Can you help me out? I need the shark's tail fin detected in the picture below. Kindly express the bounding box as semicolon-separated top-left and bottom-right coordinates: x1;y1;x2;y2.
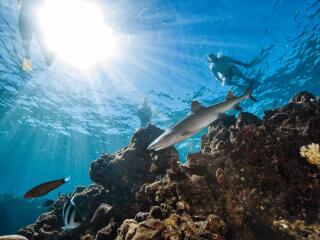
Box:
245;80;258;102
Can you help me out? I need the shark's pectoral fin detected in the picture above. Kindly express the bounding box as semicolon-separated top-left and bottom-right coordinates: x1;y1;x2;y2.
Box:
191;100;205;113
226;91;236;100
181;130;193;137
181;127;203;137
233;103;242;111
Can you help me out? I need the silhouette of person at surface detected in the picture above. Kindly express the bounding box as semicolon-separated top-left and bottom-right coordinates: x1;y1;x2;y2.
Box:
18;0;55;71
137;97;152;128
208;53;254;87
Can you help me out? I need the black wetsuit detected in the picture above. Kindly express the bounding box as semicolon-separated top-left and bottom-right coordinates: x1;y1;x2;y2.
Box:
210;56;253;87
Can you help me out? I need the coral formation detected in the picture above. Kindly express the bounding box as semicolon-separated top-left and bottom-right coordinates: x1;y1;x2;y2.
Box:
17;92;320;239
300;143;320;166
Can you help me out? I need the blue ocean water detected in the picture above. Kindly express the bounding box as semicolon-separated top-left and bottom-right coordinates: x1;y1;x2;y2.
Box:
0;0;319;202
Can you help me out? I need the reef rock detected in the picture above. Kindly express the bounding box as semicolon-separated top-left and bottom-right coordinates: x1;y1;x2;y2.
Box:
89;124;178;207
18;92;320;240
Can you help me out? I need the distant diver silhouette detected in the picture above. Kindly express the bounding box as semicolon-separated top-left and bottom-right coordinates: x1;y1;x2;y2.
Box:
137;97;152;128
18;0;55;71
208;53;254;87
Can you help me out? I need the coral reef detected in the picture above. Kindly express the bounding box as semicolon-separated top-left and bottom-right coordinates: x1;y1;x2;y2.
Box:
300;143;320;166
17;92;320;240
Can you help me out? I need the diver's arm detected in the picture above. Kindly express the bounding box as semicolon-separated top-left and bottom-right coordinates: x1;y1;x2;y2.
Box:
213;71;223;83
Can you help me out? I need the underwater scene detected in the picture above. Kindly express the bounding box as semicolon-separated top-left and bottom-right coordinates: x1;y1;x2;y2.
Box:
0;0;319;239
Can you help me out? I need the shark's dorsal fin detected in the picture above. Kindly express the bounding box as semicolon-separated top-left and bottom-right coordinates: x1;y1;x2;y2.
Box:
226;91;236;100
191;100;205;113
233;103;242;111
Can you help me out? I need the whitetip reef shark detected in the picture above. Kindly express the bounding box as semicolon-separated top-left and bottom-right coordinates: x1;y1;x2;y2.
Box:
147;81;257;151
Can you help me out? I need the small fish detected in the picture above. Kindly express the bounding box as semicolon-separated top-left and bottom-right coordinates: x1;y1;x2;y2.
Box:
0;235;28;240
24;177;70;199
62;195;83;229
148;81;257;151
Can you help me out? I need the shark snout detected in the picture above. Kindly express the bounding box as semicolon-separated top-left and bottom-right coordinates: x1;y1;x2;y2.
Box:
147;137;168;151
147;131;178;151
147;140;158;150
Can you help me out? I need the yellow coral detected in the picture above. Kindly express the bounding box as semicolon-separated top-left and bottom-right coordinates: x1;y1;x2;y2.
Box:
300;143;320;166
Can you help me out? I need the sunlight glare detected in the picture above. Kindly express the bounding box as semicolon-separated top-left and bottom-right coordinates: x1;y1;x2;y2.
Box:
38;0;118;69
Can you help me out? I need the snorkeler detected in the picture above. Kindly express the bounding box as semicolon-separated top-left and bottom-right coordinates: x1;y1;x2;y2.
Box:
208;53;253;87
137;97;152;128
18;0;55;71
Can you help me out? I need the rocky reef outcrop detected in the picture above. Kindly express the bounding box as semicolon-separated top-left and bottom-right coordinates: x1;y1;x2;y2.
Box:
18;92;320;240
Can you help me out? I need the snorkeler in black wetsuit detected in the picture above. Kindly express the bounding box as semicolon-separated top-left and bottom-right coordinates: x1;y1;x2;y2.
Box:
137;97;152;128
208;53;253;87
18;0;55;71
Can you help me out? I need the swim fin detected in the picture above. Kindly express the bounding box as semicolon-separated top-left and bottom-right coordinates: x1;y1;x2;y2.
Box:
22;58;32;72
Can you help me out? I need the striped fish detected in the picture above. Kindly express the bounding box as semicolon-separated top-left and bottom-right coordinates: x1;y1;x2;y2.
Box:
62;195;83;229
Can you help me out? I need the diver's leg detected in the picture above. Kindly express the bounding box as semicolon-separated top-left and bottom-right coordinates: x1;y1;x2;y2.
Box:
18;14;33;59
231;66;253;84
18;13;34;71
34;31;55;66
34;27;55;66
243;76;255;83
226;77;247;89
